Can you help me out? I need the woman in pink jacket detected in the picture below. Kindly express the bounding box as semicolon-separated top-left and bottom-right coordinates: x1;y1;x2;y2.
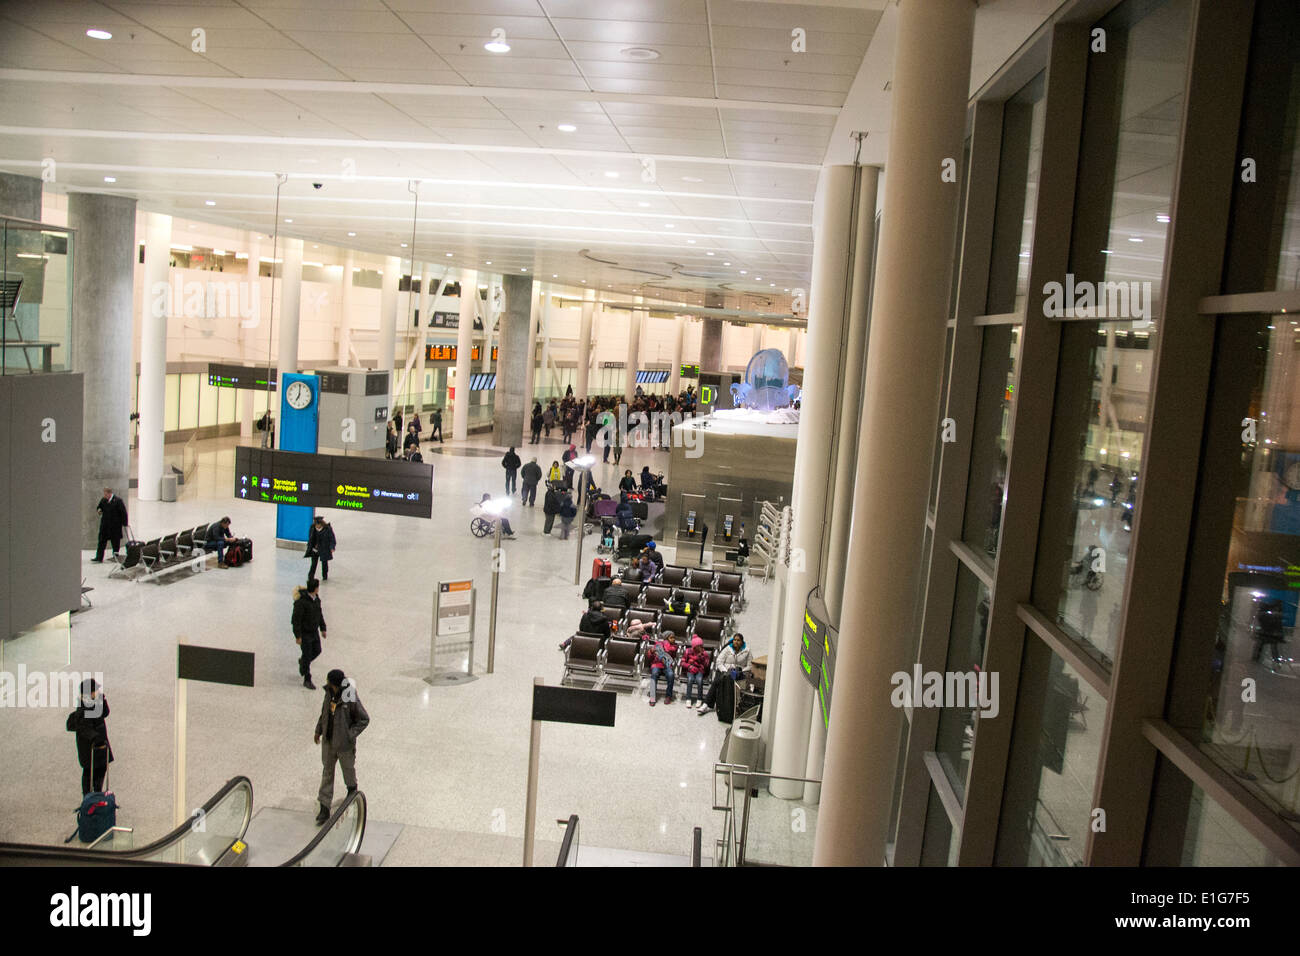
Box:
646;631;679;706
680;636;711;709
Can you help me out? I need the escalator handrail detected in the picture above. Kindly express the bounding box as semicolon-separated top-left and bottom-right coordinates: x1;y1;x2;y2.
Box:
0;775;254;865
279;789;367;867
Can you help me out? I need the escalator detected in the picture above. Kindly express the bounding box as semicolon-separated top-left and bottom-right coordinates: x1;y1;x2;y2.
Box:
0;776;367;867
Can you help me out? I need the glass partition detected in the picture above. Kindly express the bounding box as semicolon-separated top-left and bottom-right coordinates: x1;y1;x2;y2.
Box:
1;218;74;374
285;791;366;867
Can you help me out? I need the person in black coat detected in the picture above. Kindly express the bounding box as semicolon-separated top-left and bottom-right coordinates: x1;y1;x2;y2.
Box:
402;423;420;455
502;447;521;494
305;515;337;581
66;678;112;794
543;484;562;535
292;578;328;689
530;405;543;444
92;488;128;562
520;457;543;507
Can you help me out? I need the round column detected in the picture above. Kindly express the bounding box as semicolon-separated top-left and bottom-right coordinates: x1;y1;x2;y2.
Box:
624;296;643;400
576;287;595;401
669;314;685;395
378;254;399;372
275;236;303;441
136;211;172;501
453;269;476;439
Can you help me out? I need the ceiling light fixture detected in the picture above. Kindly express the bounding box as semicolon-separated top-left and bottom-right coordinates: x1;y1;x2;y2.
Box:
622;47;661;60
706;252;714;256
86;29;112;40
484;36;510;53
103;176;116;183
486;260;492;265
604;171;619;179
284;218;293;223
521;267;527;272
739;270;747;274
686;239;695;244
1128;236;1144;243
1157;214;1171;224
445;252;453;257
205;200;216;206
682;176;703;183
664;223;674;229
347;231;355;237
637;201;651;208
400;243;408;248
724;261;731;266
558;124;577;132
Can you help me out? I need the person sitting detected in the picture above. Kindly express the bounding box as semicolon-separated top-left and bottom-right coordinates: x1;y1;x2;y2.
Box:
641;541;665;571
619;469;637;494
402;423;420;455
639;466;656;493
477;494;515;538
559;600;613;650
698;633;752;716
204;516;239;568
602;577;631;610
615;496;638;532
665;591;693;617
634;554;656;583
646;631;679;706
681;637;711;709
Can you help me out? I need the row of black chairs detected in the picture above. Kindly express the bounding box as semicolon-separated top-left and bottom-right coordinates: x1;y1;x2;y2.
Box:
561;631;717;692
112;521;223;580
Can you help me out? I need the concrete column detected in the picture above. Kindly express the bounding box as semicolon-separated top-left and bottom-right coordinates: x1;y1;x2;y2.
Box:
240;233;260;438
378;255;399;371
700;317;723;371
337;249;354;366
136;212;172;501
767;164;861;799
494;273;533;448
69;192;137;547
0;171;42;220
750;323;764;359
521;283;541;409
275;237;303;438
669;315;685;395
814;0;976;867
453;270;476;439
808;164;881;801
576;288;595;401
414;262;431;411
786;329;800;367
624;297;643;401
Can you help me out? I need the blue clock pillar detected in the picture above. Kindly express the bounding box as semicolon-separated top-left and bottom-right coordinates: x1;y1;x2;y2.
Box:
277;372;319;544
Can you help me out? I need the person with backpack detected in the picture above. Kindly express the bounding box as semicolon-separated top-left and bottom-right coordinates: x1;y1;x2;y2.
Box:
543;483;562;535
305;515;336;581
292;578;327;689
205;516;238;568
520;457;542;507
66;677;112;795
502;447;521;494
313;669;369;825
646;631;679;706
559;488;578;540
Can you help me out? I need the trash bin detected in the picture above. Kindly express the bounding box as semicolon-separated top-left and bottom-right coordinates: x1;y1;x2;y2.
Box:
160;474;178;502
725;717;761;791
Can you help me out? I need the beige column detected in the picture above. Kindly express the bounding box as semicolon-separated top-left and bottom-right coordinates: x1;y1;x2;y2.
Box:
813;0;976;866
136;212;172;501
240;234;260;438
624;296;643;400
378;254;399;371
576;288;595;401
336;249;354;366
452;270;476;439
275;237;303;436
669;315;686;395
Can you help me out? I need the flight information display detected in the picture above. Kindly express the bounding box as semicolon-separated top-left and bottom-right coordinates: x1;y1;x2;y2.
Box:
469;373;496;390
636;370;670;383
798;591;838;728
208;363;276;390
234;447;433;519
680;363;700;378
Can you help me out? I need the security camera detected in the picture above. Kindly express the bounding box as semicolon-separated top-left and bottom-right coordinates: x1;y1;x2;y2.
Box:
312;182;323;190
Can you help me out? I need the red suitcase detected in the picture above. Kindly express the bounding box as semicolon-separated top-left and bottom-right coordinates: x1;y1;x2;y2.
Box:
591;558;612;580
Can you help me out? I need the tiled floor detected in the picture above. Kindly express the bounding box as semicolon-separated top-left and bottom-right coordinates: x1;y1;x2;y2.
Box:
0;430;770;866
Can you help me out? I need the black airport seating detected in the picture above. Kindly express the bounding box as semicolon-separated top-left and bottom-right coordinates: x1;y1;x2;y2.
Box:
704;590;736;620
600;606;623;628
659;565;690;588
601;638;643;688
159;533;179;561
640;584;674;609
658;613;692;640
691;615;727;651
111;519;234;581
562;634;604;686
177;528;195;555
713;571;743;595
673;587;704;610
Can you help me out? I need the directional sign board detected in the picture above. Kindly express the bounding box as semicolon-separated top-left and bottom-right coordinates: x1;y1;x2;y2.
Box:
531;684;617;727
178;644;255;687
234;446;434;518
437;580;473;636
208;363;277;390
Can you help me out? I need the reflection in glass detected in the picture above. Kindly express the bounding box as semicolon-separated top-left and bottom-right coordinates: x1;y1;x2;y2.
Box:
1;220;74;374
985;72;1046;317
1147;757;1289;865
920;785;959;866
963;325;1019;558
934;564;991;802
930;328;954;511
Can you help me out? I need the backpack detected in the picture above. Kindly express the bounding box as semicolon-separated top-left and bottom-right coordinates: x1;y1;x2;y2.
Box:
67;791;118;844
226;544;243;567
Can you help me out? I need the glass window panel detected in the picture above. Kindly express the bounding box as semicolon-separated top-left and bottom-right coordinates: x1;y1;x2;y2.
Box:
929;328;955;510
920;785;959;867
1222;0;1300;293
962;325;1020;559
1047;320;1151;666
947;136;972;320
198;378;219;427
933;563;991;803
986;72;1047;316
996;643;1104;866
164;374;180;432
1146;757;1290;866
217;382;235;424
178;373;200;430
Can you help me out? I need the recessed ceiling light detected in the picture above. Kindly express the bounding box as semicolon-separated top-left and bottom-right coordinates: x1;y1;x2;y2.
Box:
552;274;558;278
1128;236;1144;243
401;243;408;248
770;283;775;287
1101;249;1113;255
622;47;661;60
347;231;355;237
724;261;731;266
1157;214;1171;223
486;260;492;265
205;200;216;206
86;29;112;40
103;176;116;183
664;223;674;229
686;239;695;244
285;218;293;223
682;176;704;183
604;171;619;179
521;267;527;272
484;38;510;53
558;124;577;132
739;270;747;274
706;252;714;256
756;276;762;280
637;201;651;208
445;252;453;257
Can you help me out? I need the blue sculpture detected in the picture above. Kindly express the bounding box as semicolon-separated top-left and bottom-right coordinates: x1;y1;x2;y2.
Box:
730;348;801;411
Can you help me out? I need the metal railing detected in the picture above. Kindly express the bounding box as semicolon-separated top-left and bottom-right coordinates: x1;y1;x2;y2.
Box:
281;790;367;867
712;763;822;867
555;815;580;867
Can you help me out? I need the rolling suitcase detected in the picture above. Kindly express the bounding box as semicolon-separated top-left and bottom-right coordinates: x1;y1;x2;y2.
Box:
591;558;612;580
715;677;736;725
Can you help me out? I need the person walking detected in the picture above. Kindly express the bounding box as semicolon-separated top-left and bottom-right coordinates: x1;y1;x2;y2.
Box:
292;578;327;689
541;403;555;438
412;412;422;442
561;444;578;488
66;677;112;795
430;407;444;443
520;457;542;507
305;515;336;581
392;410;403;436
92;488;128;563
559;488;578;540
502;447;521;494
312;669;369;825
530;405;544;444
543;483;562;535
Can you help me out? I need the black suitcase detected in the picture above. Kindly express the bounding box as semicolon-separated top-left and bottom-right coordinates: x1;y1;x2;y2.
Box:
715;677;735;725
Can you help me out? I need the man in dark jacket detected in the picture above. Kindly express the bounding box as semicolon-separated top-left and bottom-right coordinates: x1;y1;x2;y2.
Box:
66;677;112;794
543;484;562;535
530;405;543;444
305;515;337;581
205;517;239;568
93;488;128;563
292;578;327;689
602;577;631;610
313;669;369;825
520;457;543;506
430;407;444;443
579;601;612;641
502;447;521;494
402;423;420;455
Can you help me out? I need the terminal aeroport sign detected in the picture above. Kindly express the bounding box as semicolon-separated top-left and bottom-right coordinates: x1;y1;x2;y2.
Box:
208;363;276;390
799;591;838;728
234;446;434;518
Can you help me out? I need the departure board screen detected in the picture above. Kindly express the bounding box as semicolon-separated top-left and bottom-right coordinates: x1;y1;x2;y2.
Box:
799;591;838;727
208;363;276;390
234;447;433;518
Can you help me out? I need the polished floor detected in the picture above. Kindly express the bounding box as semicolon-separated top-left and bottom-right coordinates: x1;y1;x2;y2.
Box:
0;428;772;865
